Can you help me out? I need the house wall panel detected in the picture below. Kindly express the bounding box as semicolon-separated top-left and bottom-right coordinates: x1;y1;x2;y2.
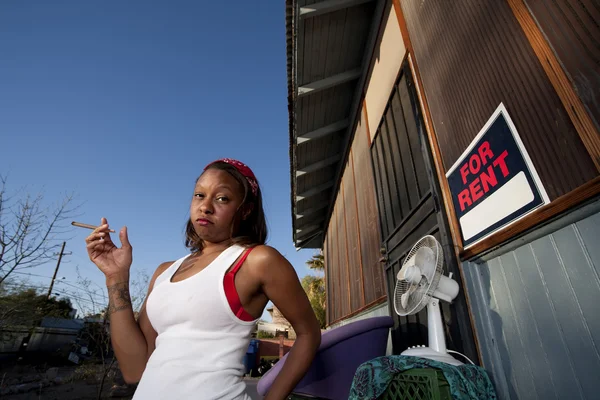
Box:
463;200;600;399
400;0;597;200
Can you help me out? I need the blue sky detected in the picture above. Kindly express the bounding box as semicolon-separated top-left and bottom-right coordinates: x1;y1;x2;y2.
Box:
0;1;318;320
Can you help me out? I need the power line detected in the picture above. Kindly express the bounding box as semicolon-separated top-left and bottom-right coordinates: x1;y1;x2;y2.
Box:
2;281;48;291
2;278;107;301
55;279;102;292
52;288;107;307
11;271;109;302
2;282;107;307
11;271;56;279
54;286;107;303
7;271;107;299
11;271;80;286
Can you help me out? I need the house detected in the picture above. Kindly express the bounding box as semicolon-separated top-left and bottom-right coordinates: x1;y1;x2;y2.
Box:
253;306;296;362
285;1;599;399
255;306;296;339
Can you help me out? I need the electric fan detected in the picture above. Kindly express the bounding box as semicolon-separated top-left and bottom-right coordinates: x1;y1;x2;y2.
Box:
393;235;463;366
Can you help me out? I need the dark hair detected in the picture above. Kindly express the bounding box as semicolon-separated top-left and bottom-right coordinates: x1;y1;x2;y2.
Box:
184;162;268;253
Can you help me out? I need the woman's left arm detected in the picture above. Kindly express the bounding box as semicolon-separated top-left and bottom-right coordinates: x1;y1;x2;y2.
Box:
250;246;322;400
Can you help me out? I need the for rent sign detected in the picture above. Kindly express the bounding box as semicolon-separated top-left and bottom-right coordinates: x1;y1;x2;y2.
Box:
446;103;549;249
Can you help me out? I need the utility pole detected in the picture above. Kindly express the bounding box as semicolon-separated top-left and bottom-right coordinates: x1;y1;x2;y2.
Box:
18;242;71;359
47;241;70;299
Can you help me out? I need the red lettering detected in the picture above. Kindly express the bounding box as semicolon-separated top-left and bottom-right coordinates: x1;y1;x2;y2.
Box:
480;165;497;193
493;150;509;177
456;145;507;213
469;177;484;203
458;189;472;212
469;154;481;175
478;141;494;165
460;163;470;185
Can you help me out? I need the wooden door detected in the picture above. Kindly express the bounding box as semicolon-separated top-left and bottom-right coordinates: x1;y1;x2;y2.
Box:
370;62;477;360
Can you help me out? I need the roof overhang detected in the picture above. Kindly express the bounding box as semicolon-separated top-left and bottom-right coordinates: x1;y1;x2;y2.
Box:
286;0;385;248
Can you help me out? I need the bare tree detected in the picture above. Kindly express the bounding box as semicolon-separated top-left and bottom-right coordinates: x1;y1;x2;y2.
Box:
69;267;149;317
66;272;114;400
130;269;150;316
0;176;78;284
65;267;150;399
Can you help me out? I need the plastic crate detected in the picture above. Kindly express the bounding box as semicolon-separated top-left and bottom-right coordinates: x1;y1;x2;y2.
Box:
379;368;452;400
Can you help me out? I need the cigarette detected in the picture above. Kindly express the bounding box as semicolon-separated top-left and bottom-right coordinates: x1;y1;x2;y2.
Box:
71;221;116;233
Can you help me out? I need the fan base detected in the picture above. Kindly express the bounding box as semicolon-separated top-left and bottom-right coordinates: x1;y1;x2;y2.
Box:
400;346;464;366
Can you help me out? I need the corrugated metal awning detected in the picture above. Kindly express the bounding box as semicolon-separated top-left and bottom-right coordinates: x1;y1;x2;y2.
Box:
286;0;385;248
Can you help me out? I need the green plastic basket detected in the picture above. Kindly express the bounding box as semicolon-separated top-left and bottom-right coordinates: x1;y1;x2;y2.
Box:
379;368;452;400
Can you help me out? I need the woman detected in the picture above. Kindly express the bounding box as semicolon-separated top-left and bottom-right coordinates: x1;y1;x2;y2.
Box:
86;158;321;399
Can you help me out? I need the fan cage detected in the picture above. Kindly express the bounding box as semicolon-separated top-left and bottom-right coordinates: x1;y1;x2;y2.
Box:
393;236;444;316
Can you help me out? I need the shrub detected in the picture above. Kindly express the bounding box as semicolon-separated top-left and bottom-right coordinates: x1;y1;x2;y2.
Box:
257;331;275;339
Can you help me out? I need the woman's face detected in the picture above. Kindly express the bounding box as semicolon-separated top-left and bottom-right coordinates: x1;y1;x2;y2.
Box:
190;168;245;244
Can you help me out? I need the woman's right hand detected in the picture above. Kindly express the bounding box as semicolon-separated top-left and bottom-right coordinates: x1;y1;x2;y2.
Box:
86;217;133;280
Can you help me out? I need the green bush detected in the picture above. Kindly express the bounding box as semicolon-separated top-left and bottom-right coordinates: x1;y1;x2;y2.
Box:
257;331;275;339
301;275;326;329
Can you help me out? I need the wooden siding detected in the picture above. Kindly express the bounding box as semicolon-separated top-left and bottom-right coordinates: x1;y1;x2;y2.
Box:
325;209;339;322
343;157;363;310
323;107;386;325
335;200;351;317
330;205;340;322
323;234;330;324
353;109;386;305
399;0;597;201
522;0;600;133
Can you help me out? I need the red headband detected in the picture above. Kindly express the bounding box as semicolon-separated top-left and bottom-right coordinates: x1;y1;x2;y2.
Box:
204;158;259;196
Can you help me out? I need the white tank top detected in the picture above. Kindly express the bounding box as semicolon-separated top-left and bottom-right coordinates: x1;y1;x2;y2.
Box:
133;244;258;400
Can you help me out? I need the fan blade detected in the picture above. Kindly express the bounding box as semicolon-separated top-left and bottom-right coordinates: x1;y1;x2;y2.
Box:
401;291;411;309
400;282;420;309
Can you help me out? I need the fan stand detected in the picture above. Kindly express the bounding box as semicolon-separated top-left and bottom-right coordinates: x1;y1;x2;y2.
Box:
400;299;464;366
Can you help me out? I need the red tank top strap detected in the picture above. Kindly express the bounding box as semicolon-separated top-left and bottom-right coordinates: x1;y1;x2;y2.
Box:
223;246;256;322
230;246;254;274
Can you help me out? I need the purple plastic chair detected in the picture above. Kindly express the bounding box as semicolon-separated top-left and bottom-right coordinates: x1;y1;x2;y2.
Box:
257;316;393;400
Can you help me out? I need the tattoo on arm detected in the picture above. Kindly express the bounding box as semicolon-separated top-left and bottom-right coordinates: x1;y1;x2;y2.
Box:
107;282;132;316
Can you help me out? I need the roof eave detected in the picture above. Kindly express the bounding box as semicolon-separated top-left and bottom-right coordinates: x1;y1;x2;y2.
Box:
287;0;386;249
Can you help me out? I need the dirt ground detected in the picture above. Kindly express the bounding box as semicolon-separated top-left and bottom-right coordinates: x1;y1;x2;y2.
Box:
0;364;263;399
0;363;134;400
1;380;129;400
